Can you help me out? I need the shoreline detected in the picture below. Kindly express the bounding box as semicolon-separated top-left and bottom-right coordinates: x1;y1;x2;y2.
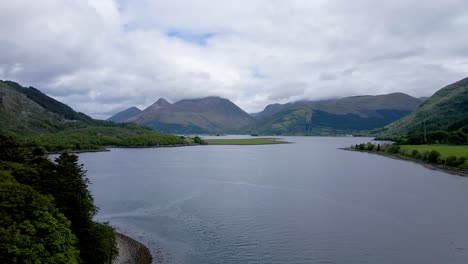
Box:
113;232;153;264
47;143;197;154
343;148;468;177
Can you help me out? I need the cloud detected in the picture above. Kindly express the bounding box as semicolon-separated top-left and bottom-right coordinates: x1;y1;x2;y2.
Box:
1;0;468;118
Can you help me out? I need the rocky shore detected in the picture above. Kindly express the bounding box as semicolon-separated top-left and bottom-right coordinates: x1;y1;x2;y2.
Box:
113;232;153;264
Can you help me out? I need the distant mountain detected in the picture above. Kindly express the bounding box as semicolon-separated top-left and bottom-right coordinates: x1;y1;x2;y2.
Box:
382;77;468;135
107;106;142;123
109;97;255;134
247;93;423;135
253;100;322;120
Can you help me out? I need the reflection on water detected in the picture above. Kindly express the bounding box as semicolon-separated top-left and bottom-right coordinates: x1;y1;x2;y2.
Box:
79;136;468;264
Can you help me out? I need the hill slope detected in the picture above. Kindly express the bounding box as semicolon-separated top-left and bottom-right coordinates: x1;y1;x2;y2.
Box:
107;107;142;123
0;80;186;150
382;77;468;135
109;97;256;134
0;81;66;135
248;93;423;135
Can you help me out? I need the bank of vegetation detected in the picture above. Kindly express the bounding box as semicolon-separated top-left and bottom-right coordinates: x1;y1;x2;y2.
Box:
23;125;190;152
350;142;468;175
204;138;287;145
0;135;118;263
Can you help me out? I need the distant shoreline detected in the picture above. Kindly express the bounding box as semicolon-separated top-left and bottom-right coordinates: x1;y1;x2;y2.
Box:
113;232;153;264
204;138;289;145
47;143;198;154
343;148;468;177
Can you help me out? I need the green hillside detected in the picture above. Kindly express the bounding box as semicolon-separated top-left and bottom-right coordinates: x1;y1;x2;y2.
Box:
0;80;186;151
381;77;468;135
0;81;66;135
248;93;422;135
4;81;95;124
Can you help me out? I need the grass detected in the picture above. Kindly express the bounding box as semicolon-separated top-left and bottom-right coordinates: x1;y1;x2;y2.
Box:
400;145;468;159
400;145;468;168
205;138;288;145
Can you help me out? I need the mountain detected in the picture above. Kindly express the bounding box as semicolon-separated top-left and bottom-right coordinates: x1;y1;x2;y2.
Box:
109;96;256;134
107;106;142;123
0;81;65;135
3;81;95;124
382;77;468;135
0;80;186;151
247;93;423;135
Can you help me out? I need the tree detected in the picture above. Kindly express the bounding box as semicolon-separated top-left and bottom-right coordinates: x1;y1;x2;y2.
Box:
0;182;79;263
0;135;25;162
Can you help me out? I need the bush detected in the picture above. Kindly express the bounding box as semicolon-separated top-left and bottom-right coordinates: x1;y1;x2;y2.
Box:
411;150;420;158
445;156;467;167
427;150;441;163
385;144;400;154
193;136;207;145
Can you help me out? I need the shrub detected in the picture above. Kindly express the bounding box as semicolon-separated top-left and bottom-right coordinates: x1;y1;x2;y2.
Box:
411;150;420;158
427;150;441;163
446;156;467;167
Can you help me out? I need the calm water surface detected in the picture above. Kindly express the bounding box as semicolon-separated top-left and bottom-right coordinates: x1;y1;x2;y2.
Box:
79;137;468;264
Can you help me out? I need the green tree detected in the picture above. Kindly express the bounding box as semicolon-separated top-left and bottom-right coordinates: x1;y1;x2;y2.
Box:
0;182;79;263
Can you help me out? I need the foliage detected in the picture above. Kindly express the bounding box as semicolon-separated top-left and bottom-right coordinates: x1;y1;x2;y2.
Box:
382;130;468;145
351;142;468;168
0;182;79;263
25;125;187;152
0;135;118;263
193;136;207;145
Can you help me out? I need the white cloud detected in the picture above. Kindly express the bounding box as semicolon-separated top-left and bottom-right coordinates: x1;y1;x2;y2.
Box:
1;0;468;118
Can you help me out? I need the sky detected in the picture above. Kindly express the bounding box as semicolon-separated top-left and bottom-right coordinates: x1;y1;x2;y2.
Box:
1;0;468;119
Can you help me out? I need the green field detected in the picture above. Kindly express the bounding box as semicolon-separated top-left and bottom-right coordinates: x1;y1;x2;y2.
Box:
400;145;468;168
205;138;288;145
400;145;468;159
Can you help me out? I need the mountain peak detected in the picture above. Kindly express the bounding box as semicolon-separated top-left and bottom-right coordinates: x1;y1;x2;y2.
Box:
156;98;170;105
107;106;142;122
146;98;171;111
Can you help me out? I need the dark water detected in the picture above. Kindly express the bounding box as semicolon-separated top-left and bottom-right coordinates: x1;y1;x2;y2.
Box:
79;137;468;264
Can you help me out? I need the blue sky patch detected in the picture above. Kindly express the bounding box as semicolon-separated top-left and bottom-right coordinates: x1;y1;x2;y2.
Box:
166;31;216;46
251;67;268;79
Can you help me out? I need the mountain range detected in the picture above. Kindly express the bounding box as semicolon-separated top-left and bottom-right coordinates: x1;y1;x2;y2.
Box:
248;93;423;135
2;76;467;138
109;92;424;135
381;77;468;135
109;97;255;134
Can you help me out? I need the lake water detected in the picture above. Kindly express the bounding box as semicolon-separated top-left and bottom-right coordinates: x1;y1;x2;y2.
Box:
79;136;468;264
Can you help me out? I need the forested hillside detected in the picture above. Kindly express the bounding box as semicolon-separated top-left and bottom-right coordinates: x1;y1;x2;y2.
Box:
379;77;468;145
0;80;188;151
